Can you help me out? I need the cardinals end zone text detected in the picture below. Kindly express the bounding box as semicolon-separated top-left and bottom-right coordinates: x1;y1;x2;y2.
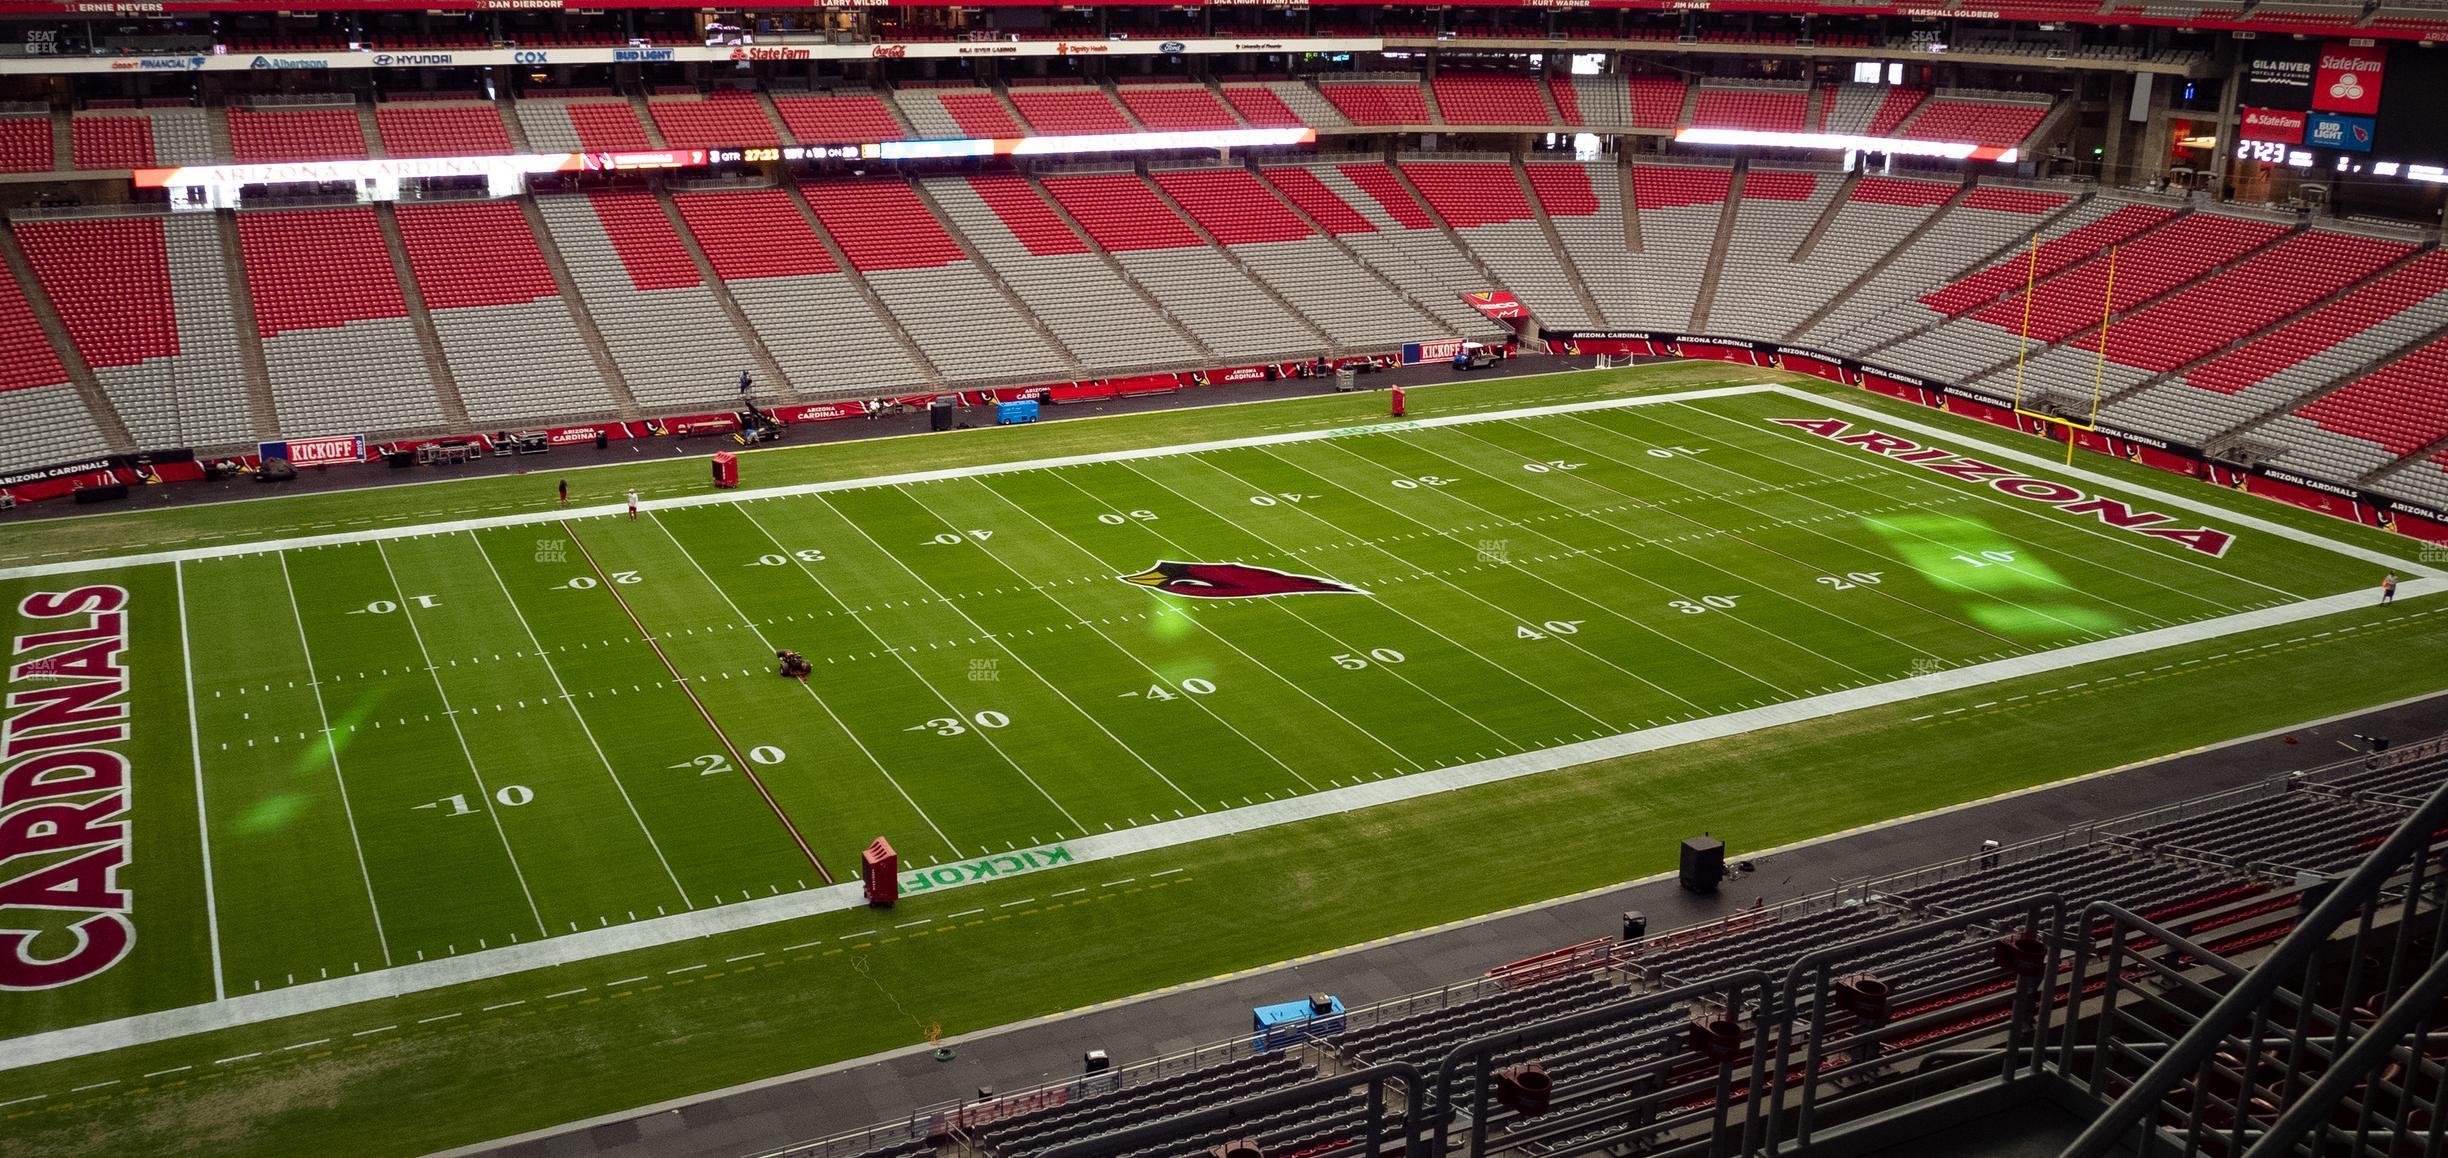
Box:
1;585;136;991
1772;418;2236;558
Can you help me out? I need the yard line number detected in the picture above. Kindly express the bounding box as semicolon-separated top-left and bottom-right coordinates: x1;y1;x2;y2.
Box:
909;712;1011;736
1096;510;1159;526
1815;571;1886;591
1667;596;1741;615
1331;648;1406;670
1951;550;2020;568
749;549;828;566
670;747;786;776
1120;678;1216;702
1516;620;1585;639
351;595;440;614
419;785;534;815
559;571;640;590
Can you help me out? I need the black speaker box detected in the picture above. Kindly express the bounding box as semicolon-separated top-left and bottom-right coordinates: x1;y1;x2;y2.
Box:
72;483;128;505
1680;836;1725;894
386;450;415;469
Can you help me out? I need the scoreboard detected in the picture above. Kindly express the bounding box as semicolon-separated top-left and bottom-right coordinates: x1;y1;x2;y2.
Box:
2234;39;2447;187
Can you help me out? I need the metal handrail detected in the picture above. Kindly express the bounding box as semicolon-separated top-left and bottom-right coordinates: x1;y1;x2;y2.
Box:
2064;773;2448;1158
1034;1062;1423;1158
1420;972;1774;1158
1769;895;2065;1152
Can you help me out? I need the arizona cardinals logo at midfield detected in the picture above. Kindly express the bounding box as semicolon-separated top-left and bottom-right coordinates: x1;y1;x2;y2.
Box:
1119;562;1362;599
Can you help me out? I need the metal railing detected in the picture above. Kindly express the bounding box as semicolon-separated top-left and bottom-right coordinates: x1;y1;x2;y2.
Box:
1036;1063;1422;1158
2064;770;2448;1158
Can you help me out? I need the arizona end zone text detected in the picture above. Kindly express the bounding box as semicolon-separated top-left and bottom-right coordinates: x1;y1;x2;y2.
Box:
1771;418;2238;558
0;586;135;991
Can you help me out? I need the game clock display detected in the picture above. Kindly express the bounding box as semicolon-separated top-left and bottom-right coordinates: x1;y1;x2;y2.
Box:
705;145;870;164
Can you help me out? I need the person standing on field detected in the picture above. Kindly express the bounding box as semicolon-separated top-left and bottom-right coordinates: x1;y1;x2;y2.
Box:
557;478;569;506
2383;573;2397;604
627;488;640;521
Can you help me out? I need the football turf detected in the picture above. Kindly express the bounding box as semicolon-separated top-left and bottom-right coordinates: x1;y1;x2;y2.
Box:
0;367;2439;1157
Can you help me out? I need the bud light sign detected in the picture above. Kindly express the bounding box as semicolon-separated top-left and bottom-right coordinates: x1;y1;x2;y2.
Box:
2305;112;2375;153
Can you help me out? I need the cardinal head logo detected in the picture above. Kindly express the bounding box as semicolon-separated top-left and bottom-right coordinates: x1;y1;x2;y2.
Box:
1119;561;1361;599
2329;73;2365;101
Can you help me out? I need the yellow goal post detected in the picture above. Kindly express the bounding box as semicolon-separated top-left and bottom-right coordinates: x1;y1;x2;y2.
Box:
2003;231;2120;465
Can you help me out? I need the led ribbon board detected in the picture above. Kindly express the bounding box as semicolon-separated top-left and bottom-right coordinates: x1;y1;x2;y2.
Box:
1674;127;2021;163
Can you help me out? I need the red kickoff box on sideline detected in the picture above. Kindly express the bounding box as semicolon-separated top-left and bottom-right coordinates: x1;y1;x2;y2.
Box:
863;838;899;908
711;451;739;489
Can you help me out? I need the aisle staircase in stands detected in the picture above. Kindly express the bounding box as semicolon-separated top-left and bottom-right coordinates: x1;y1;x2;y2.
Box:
779;180;948;388
518;196;642;420
1139;167;1338;355
0;222;134;454
1022;171;1220;364
212;211;279;439
906;177;1086;377
652;184;793;395
374;202;471;430
1511;158;1606;327
1688;161;1747;332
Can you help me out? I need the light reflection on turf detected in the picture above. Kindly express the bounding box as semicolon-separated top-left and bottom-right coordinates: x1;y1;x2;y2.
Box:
1862;514;2120;637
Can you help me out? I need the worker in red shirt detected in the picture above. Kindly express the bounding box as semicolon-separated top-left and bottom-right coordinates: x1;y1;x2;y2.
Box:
1390;385;1406;419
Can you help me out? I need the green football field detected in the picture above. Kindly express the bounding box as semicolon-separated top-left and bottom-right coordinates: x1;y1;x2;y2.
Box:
0;370;2438;1157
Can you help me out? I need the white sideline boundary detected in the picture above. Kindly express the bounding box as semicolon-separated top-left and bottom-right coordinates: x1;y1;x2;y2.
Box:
0;367;1621;554
0;383;1767;583
1;381;2436;1072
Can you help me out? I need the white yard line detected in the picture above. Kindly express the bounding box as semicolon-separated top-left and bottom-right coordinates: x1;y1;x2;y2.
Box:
671;507;965;858
1424;422;1932;672
977;472;1427;773
1135;454;1624;732
464;530;692;910
1100;461;1528;751
373;540;549;939
276;552;392;967
1319;434;1818;696
1547;411;2138;637
1675;396;2327;607
901;478;1336;788
1250;442;1711;711
174;561;226;1002
0;368;1614;568
815;493;1186;820
1669;404;2213;622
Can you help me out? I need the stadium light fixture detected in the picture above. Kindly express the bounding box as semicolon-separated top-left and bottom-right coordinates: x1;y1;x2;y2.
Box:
873;127;1318;161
